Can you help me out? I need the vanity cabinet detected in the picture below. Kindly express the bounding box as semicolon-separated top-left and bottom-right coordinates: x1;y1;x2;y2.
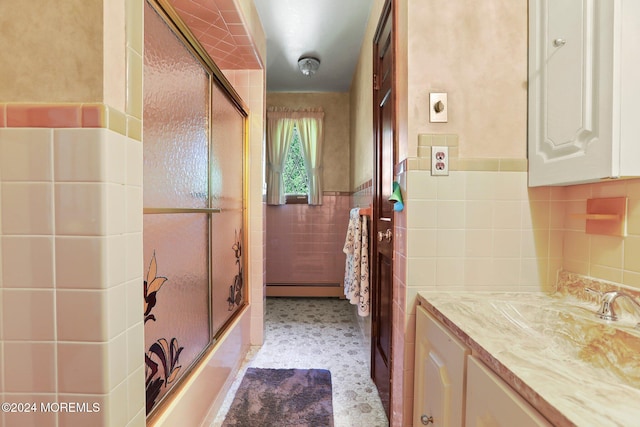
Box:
413;306;469;427
465;356;552;427
414;305;552;427
528;0;640;186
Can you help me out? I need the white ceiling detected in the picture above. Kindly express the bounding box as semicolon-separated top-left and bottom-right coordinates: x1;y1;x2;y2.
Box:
253;0;374;93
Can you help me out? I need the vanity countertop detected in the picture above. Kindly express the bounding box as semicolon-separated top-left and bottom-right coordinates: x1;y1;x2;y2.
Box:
417;288;640;427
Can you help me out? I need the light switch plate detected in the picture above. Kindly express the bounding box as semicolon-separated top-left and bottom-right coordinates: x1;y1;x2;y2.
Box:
430;92;448;123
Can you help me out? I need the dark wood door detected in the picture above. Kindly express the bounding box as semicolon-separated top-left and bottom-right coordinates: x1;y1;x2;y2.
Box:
371;0;394;419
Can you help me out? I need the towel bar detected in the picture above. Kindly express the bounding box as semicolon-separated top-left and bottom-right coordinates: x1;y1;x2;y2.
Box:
359;206;372;217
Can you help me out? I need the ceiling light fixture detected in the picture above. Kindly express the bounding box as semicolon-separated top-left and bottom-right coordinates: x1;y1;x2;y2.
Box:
298;56;320;77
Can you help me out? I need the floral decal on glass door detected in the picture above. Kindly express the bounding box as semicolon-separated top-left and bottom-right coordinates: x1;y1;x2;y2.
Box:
227;229;244;311
144;252;184;413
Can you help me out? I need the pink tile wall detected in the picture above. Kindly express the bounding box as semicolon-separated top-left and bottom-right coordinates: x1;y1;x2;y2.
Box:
392;170;409;427
353;176;409;427
266;194;351;286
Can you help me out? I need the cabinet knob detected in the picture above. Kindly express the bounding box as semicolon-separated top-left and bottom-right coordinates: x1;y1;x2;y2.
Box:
553;38;566;47
421;414;434;425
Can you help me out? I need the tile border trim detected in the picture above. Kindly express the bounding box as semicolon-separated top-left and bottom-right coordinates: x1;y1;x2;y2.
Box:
0;103;141;141
415;133;528;172
353;179;372;193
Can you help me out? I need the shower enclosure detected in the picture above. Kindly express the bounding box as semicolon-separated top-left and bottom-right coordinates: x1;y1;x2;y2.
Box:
143;0;247;416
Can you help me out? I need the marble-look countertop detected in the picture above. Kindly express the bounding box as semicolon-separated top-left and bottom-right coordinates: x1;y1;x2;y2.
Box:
417;290;640;427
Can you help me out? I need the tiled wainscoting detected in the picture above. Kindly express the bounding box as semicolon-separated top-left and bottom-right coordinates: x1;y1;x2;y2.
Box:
266;193;350;296
0;122;146;427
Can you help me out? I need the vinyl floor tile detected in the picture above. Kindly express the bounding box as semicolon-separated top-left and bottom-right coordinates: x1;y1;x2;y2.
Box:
212;297;388;427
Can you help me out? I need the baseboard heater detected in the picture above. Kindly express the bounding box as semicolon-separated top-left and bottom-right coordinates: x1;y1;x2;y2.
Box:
266;283;345;298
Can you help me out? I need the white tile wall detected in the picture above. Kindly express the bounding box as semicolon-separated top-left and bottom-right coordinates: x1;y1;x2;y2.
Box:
0;127;144;426
406;170;556;293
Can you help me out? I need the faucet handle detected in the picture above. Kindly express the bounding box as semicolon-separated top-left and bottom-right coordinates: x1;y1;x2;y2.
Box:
584;288;640;323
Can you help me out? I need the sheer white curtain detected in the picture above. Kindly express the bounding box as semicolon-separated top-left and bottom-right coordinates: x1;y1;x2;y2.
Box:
266;108;325;205
266;110;296;205
296;111;325;205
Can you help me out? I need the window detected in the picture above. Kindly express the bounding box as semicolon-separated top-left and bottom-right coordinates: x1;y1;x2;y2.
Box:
282;127;309;202
266;108;324;205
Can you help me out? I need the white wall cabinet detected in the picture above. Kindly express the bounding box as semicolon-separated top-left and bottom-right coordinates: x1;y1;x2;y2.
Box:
465;356;552;427
413;306;469;427
528;0;640;187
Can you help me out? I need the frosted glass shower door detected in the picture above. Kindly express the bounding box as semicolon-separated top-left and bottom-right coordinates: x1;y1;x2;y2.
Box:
210;83;246;332
142;2;248;420
143;1;212;414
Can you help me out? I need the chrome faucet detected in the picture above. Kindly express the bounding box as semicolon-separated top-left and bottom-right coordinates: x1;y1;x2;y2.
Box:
585;288;640;322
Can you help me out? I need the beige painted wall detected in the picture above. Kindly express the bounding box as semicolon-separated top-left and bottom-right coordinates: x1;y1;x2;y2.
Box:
349;0;386;190
236;0;266;64
267;92;350;192
405;0;528;160
349;0;527;187
0;0;131;108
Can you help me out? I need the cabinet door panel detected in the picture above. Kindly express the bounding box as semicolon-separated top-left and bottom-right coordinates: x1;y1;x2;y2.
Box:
423;351;451;426
414;306;469;427
546;0;591;146
465;356;552;427
528;0;614;186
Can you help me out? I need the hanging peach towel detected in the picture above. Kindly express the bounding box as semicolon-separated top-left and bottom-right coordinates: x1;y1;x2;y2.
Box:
343;208;370;316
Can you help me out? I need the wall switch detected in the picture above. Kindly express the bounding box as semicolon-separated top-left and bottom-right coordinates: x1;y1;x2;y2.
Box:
430;93;448;122
431;146;449;176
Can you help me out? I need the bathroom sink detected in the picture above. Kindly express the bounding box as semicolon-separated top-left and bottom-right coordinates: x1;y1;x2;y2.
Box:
486;297;640;388
489;295;640;334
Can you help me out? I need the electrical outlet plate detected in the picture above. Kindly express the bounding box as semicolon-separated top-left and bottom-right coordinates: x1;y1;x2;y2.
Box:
431;146;449;176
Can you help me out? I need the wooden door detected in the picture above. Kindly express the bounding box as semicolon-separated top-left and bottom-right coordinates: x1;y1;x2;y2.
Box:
372;0;394;419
